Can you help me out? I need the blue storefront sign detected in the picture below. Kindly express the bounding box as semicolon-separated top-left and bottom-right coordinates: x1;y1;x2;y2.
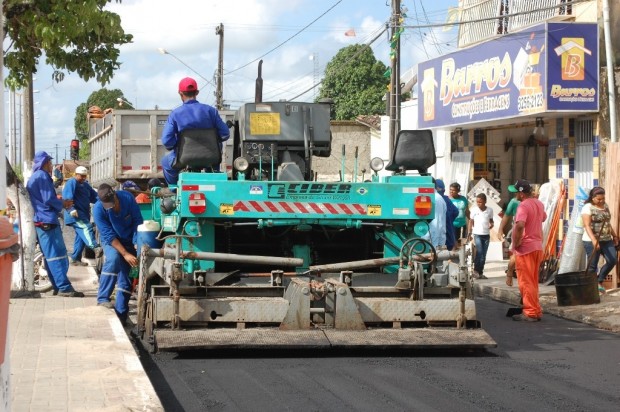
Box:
418;22;599;128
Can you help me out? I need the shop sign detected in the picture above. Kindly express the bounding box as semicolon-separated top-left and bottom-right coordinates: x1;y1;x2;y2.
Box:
418;22;598;128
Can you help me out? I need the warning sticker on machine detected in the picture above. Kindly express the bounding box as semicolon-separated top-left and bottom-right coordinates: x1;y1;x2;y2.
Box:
250;185;263;195
368;205;381;216
220;203;234;215
250;113;281;135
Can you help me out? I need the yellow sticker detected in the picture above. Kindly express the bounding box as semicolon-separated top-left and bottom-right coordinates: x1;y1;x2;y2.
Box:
368;205;381;216
220;204;234;215
249;112;280;135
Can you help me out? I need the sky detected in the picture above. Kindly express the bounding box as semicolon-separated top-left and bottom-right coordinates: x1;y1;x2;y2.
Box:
4;0;459;161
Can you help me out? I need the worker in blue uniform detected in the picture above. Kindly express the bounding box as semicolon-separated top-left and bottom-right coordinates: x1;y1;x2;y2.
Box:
93;183;143;324
161;77;230;185
435;179;459;250
62;165;101;265
26;151;84;297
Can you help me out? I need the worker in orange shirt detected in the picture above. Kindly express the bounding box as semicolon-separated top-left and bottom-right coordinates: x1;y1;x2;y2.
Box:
135;178;166;204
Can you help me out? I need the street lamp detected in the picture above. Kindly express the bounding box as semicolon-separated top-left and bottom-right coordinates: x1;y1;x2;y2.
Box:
116;97;134;108
157;48;215;88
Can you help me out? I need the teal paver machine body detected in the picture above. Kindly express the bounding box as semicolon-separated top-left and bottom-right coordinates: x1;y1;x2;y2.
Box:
138;101;496;351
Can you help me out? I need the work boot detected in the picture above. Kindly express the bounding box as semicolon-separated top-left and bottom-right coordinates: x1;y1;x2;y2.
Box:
69;258;88;267
58;290;85;298
93;246;103;258
97;301;115;309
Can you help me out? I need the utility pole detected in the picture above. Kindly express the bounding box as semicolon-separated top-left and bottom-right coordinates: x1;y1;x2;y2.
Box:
389;0;402;152
55;143;59;163
8;91;16;166
22;75;36;164
215;23;224;110
310;53;319;100
603;0;617;142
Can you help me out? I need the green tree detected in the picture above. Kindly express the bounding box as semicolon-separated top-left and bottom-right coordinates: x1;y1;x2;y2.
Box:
317;45;388;120
3;0;132;89
74;88;132;158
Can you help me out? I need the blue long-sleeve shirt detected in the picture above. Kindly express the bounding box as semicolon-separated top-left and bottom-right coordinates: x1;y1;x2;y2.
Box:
424;192;447;248
62;177;98;224
442;193;459;250
26;152;63;225
93;190;143;247
161;99;230;155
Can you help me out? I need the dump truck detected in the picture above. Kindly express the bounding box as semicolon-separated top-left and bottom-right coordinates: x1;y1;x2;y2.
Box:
87;109;235;188
134;98;496;352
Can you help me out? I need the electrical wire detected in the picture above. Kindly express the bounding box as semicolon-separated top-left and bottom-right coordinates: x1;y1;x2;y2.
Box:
400;0;590;30
419;0;443;55
411;1;430;59
288;23;389;101
225;0;343;75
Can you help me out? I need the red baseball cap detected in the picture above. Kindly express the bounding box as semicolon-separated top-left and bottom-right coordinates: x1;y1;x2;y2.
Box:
178;77;198;92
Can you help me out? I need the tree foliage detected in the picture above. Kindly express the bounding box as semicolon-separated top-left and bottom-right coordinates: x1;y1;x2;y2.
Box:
2;0;132;89
317;45;388;120
74;88;132;157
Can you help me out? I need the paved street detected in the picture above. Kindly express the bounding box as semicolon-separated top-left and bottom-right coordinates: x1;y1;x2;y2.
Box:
136;295;620;412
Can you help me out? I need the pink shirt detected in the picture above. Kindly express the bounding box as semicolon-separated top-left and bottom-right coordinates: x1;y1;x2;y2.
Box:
513;197;547;256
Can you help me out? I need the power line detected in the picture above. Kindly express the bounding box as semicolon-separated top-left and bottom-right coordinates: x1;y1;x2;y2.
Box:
225;0;343;75
419;1;443;55
288;23;389;101
400;0;590;30
411;1;430;59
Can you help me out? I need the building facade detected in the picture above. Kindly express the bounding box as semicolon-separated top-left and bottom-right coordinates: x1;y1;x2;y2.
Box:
417;0;606;246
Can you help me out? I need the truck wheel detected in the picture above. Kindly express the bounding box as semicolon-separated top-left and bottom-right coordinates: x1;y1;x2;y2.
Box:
33;247;53;293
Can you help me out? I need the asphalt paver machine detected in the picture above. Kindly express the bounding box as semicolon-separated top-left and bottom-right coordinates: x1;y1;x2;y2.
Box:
137;100;496;351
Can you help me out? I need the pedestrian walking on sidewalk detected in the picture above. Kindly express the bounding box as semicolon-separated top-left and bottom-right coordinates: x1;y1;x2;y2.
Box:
63;166;102;266
510;179;546;321
467;193;493;279
93;184;143;324
26;151;84;297
581;186;619;294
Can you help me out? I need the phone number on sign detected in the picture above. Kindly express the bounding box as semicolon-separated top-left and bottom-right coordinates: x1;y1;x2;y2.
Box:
517;92;544;111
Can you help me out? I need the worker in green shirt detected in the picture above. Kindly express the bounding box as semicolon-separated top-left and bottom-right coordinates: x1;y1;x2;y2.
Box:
449;182;470;245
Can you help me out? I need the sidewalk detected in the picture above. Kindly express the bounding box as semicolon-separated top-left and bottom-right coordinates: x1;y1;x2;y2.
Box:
474;260;620;333
9;261;163;411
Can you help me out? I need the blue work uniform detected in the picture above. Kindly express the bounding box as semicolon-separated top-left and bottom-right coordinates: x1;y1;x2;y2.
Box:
424;192;448;248
92;190;144;322
26;152;76;293
161;99;230;185
63;177;99;261
442;193;459;250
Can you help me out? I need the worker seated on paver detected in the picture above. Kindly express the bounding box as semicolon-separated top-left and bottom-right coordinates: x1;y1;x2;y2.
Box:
161;77;230;185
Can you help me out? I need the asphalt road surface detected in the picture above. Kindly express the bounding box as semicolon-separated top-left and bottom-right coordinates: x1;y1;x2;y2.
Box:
131;297;620;412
